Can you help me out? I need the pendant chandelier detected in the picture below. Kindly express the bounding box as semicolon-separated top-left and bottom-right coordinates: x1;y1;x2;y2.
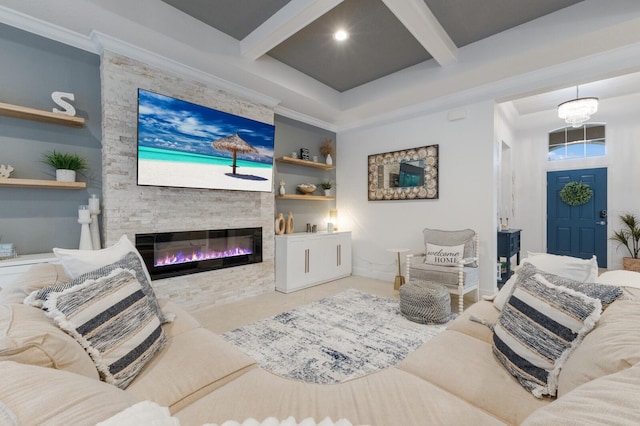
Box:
558;86;598;128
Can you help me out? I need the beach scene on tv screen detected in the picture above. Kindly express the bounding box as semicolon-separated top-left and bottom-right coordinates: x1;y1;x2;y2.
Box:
137;89;274;192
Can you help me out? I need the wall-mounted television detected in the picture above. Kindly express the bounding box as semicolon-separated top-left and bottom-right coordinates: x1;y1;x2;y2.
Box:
137;89;275;192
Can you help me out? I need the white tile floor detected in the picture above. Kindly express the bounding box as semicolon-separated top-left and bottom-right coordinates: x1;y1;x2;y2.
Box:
191;275;475;334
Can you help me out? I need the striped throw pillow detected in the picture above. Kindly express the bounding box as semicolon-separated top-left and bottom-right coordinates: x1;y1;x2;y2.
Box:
25;251;168;324
43;268;167;389
493;273;601;398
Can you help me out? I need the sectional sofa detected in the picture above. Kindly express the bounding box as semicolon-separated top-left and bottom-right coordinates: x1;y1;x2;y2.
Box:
1;253;640;425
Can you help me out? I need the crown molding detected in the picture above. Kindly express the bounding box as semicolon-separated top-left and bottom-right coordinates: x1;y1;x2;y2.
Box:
274;105;337;132
90;31;281;110
0;5;95;53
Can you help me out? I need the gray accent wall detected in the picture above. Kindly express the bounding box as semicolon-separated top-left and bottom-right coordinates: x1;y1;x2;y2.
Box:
274;115;337;233
0;23;101;254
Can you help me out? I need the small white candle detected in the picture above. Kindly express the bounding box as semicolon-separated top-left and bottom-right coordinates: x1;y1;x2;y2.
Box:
88;194;100;211
78;205;90;220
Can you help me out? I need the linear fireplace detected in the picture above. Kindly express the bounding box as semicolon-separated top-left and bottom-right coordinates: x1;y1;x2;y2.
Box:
136;227;262;280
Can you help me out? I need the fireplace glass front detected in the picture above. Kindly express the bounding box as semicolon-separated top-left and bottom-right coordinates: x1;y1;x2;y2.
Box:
136;227;262;280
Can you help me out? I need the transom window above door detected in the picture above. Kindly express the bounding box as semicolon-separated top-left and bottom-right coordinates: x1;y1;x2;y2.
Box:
548;123;605;161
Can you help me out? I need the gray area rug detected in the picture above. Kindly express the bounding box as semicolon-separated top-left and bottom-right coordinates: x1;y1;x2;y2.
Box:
222;289;449;384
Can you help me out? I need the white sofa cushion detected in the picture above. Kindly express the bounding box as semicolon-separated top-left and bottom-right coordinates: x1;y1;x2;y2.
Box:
0;360;139;425
558;299;640;396
0;303;98;379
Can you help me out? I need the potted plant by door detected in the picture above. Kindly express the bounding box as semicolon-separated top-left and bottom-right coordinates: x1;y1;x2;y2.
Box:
42;150;88;182
320;180;334;196
610;213;640;271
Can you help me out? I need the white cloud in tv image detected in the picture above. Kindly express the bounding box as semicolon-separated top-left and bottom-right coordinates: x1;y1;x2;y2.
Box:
137;89;275;192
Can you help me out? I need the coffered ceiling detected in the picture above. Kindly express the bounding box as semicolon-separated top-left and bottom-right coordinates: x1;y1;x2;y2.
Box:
2;0;640;129
161;0;582;92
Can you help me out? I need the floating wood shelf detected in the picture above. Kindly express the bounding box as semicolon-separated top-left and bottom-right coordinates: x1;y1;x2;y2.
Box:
276;156;335;170
277;194;336;201
0;178;86;190
0;102;85;127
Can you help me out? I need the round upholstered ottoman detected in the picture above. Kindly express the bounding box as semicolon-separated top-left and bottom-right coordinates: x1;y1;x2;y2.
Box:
399;280;451;324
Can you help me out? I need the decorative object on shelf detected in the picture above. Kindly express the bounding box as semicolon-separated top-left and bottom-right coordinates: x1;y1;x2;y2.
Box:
88;194;101;250
78;205;93;250
329;209;338;231
0;164;14;179
325;154;333;166
313;155;318;162
51;91;77;116
285;212;294;234
296;183;317;195
320;138;335;166
558;85;598;128
0;236;16;259
611;213;640;271
42;150;88;182
368;144;439;201
279;180;286;195
291;151;298;159
275;213;286;235
327;222;334;233
300;148;310;161
559;181;593;206
320;180;334;196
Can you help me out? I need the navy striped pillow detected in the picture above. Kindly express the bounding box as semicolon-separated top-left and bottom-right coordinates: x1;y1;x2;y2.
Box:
493;273;601;398
43;268;167;389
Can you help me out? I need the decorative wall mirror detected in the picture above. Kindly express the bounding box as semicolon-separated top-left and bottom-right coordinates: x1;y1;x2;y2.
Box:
368;145;438;201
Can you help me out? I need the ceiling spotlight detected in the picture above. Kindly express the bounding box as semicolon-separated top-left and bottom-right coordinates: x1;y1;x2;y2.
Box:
333;29;349;41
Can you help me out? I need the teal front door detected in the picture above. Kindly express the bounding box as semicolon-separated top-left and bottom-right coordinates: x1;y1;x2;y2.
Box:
547;168;607;267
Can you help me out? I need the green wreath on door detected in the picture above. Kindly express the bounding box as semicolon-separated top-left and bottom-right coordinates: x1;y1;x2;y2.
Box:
559;181;593;206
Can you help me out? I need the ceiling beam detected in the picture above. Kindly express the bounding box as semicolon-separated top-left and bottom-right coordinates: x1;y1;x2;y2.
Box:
241;0;343;60
381;0;457;66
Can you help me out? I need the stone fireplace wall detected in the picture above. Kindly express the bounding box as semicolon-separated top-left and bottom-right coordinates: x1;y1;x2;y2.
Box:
100;51;275;311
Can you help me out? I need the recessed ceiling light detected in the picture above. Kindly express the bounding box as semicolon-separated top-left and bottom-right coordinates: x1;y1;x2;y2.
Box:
333;29;349;42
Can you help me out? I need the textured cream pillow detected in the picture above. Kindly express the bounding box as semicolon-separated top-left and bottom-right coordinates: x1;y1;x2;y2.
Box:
53;234;152;284
526;252;598;282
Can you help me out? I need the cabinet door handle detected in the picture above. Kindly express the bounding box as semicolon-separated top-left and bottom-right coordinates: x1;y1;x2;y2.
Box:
337;244;341;267
305;249;309;273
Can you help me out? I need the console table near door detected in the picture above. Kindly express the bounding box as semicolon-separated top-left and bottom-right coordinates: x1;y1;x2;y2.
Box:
497;229;521;288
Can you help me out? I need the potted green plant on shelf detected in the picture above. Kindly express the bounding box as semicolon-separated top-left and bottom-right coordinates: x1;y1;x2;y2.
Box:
42;150;88;182
611;212;640;271
320;180;334;196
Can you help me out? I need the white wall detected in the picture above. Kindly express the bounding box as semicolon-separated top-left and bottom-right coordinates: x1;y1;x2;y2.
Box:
512;92;640;270
337;101;498;296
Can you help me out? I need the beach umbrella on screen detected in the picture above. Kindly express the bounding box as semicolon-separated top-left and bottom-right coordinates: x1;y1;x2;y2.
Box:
212;132;258;174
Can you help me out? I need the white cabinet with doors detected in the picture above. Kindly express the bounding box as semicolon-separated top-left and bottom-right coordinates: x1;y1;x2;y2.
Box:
275;231;352;293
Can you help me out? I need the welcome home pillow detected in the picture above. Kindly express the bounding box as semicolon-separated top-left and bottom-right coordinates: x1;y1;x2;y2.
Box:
425;243;465;266
42;268;167;389
493;273;601;398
